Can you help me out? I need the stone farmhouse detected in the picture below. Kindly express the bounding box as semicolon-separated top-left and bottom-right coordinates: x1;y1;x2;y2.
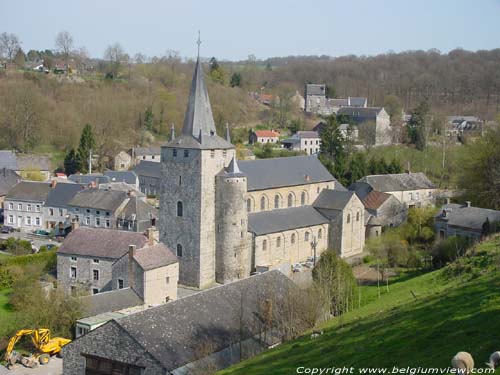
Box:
133;160;161;196
113;150;132;171
282;130;321;155
434;201;500;241
304;83;367;115
0;150;52;180
350;172;436;209
249;129;280;144
130;146;161;165
159;55;367;289
337;107;392;146
63;270;294;375
356;190;408;230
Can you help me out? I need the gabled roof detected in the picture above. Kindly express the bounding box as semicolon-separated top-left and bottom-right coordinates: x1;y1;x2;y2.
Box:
5;181;51;202
68;173;110;185
238;155;341;191
329;98;348;106
45;182;84;208
132;147;161;156
68;188;128;211
337;106;383;119
111;270;295;371
133;243;177;271
348;97;368;107
104;171;138;185
296;131;320;139
358;172;436;192
164;57;233;150
0;168;21;196
254;130;280;138
305;84;326;96
57;227;147;258
435;203;500;231
248;205;329;235
0;151;18;170
81;288;143;318
313;189;355;211
132;160;161;178
120;197;158;221
362;190;392;210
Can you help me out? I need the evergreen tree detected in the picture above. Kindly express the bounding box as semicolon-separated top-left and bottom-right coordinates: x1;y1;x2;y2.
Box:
407;101;430;151
388;158;403;173
76;124;96;174
144;106;154;132
319;115;345;160
63;148;80;175
209;57;224;84
230;72;241;87
347;153;368;184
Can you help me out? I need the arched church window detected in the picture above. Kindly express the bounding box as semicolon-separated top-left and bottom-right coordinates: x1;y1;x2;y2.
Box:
301;192;306;205
176;244;183;257
356;211;360;222
274;195;280;209
262;240;267;251
347;214;351;223
318;228;322;239
291;233;296;244
305;231;310;241
247;199;252;213
287;193;294;207
260;196;266;211
177;201;183;217
276;237;281;247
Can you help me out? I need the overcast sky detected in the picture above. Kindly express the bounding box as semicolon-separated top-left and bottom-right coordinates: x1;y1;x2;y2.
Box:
2;0;500;60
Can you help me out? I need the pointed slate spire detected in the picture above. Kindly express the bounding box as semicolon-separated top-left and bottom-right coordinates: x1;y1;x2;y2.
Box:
170;124;175;141
227;156;241;174
225;123;231;143
181;41;217;141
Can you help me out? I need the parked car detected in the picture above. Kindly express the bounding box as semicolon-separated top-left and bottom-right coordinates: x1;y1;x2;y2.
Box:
34;229;50;236
1;226;15;234
45;244;57;250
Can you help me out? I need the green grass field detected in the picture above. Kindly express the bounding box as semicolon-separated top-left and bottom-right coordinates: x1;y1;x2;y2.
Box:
220;237;500;374
0;289;14;337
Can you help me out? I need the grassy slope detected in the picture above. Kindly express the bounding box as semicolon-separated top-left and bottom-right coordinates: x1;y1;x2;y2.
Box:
0;289;14;337
220;237;500;374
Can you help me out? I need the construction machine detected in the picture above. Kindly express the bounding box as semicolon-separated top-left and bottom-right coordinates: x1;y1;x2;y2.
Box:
4;328;71;368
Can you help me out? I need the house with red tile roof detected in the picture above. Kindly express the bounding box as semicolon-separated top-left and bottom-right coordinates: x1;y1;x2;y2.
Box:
249;129;281;144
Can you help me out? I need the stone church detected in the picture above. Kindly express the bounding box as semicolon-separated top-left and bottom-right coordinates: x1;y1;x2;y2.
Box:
159;55;366;289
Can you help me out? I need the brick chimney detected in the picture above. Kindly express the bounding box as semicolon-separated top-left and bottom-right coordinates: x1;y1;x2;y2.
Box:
146;228;155;246
71;218;79;231
51;180;57;189
128;245;136;290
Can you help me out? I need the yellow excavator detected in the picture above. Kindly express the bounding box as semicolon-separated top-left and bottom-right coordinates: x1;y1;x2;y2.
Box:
5;328;71;368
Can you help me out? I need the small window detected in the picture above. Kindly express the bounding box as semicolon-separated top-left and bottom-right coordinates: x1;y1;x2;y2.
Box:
71;256;77;262
152;155;155;159
173;149;178;157
262;239;267;251
247;199;252;213
356;212;360;222
35;205;41;212
274;195;280;209
166;277;170;285
176;244;183;257
347;214;351;223
210;149;215;158
105;219;110;228
305;231;310;241
177;201;183;217
260;196;266;211
92;288;99;295
59;208;63;216
27;204;32;211
428;191;432;197
287;193;293;208
93;259;99;264
223;150;227;158
8;203;13;210
95;217;100;227
317;187;320;194
276;237;281;247
291;233;296;244
183;149;189;157
96;210;100;215
93;270;99;281
35;217;40;226
70;267;77;278
17;203;22;211
85;217;90;225
301;192;306;205
106;212;110;216
49;208;54;216
26;216;32;225
318;228;322;239
86;209;90;213
117;279;124;289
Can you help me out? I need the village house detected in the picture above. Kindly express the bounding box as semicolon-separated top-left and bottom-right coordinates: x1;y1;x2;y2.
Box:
358;190;408;229
434;201;500;241
304;83;368;115
249;129;280;144
350;172;436;209
3;181;51;231
336;107;392;146
63;270;294;375
282;130;321;155
0;168;21;209
133;160;161;196
44;182;84;235
130;146;161;165
113;150;133;171
0;150;52;180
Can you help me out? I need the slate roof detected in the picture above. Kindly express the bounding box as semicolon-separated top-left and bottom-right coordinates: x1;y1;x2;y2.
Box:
313;189;355;210
68;173;110;185
57;227;147;258
306;84;326;96
132;147;161;156
68;188;127;211
164;57;233;150
45;183;84;208
435;203;500;231
5;181;51;202
17;154;51;171
348;97;368;107
248;206;329;235
0;168;21;196
337;106;383;120
362;190;392;210
296;131;320;139
120;197;158;221
111;270;295;371
81;288;143;318
358;173;436;192
133;243;177;271
238;155;341;191
132;160;161;178
0;151;18;170
329;98;348;106
104;171;138;185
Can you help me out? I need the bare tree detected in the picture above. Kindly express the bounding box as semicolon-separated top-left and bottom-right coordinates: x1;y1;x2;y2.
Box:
0;32;21;61
104;42;128;78
54;31;74;63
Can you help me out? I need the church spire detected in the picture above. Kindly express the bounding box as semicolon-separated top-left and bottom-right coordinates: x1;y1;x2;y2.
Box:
225;123;231;143
227;156;241;174
181;33;217;141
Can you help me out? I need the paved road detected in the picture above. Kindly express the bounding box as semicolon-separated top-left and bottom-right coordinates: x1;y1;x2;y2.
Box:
0;358;62;375
0;231;60;250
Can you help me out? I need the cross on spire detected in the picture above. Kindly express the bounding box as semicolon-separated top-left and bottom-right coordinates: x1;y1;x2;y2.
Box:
197;31;201;58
